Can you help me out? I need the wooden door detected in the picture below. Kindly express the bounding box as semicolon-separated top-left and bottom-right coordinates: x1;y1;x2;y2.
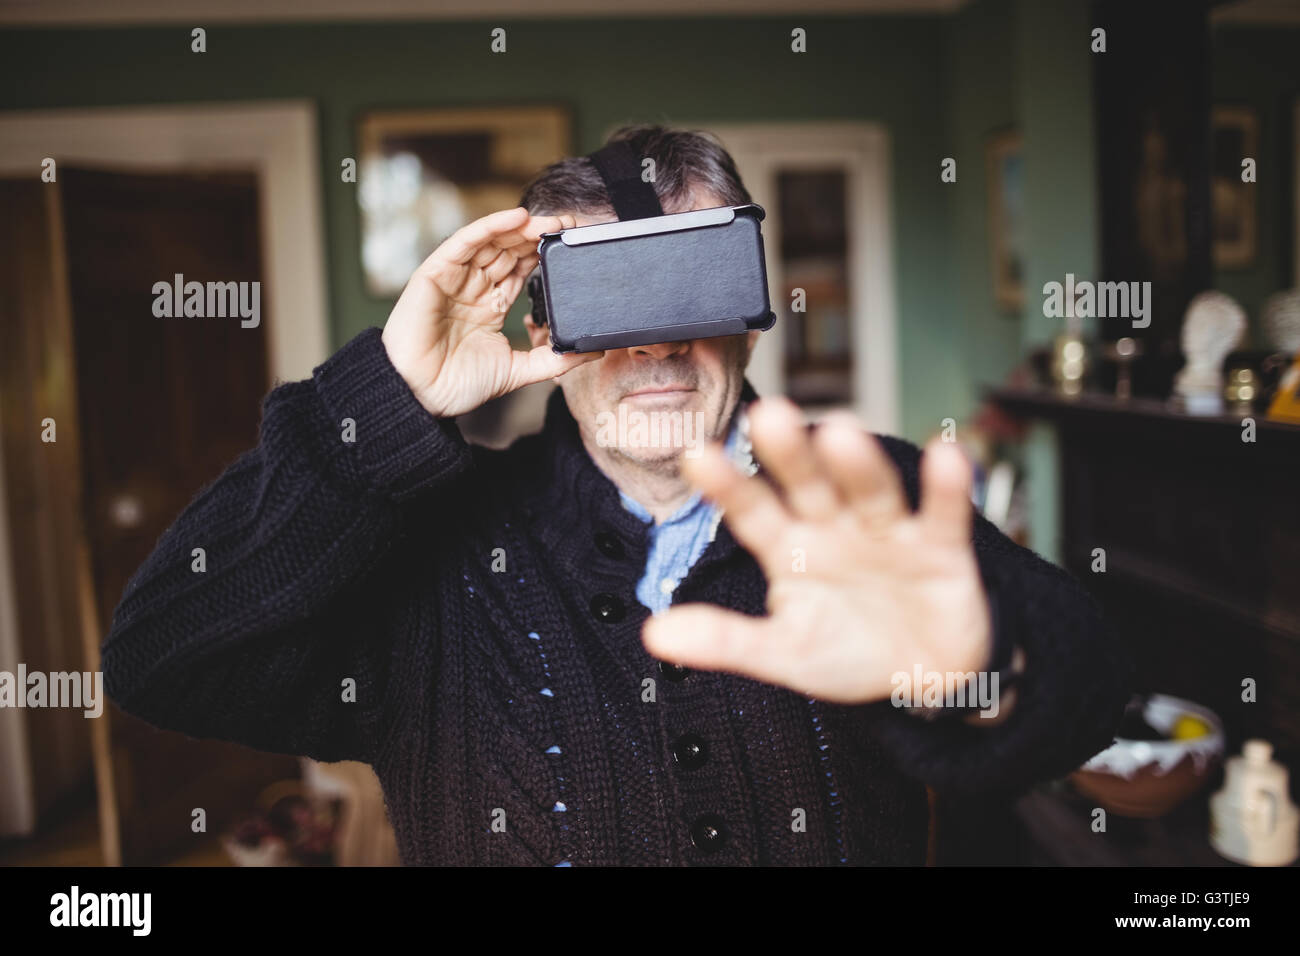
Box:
2;167;300;864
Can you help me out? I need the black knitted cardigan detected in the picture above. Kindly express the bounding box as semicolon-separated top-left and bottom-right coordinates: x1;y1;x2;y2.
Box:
101;327;1132;866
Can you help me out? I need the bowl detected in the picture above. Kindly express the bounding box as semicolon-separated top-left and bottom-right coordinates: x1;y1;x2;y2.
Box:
1069;693;1225;818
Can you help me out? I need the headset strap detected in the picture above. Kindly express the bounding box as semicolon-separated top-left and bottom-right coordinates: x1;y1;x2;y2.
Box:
586;140;664;220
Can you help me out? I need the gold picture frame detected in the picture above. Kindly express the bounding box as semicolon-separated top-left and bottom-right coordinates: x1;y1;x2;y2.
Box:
986;130;1024;312
1211;106;1258;269
356;104;573;296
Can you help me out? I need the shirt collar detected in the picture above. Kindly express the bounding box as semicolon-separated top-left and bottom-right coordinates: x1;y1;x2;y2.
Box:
530;378;761;564
618;404;751;527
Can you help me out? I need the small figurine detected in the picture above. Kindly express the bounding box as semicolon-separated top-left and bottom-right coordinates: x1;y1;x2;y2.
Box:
1174;291;1245;415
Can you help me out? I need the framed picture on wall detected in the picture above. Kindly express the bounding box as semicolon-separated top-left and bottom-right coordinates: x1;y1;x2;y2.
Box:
356;105;573;297
986;129;1025;312
1211;106;1258;269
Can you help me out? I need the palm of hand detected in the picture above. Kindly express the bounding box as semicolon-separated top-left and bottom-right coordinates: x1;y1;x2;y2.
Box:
381;207;593;418
643;397;992;705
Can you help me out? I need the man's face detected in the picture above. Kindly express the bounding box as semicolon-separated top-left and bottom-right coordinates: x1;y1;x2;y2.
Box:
524;190;760;471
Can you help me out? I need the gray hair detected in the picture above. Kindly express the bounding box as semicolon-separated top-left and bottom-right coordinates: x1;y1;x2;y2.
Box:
519;124;752;218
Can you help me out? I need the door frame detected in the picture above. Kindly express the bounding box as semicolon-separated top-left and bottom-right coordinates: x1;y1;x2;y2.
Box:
1294;97;1300;288
0;101;330;846
0;100;330;381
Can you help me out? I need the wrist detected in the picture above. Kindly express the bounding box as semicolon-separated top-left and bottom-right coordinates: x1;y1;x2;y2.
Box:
314;328;472;500
380;328;443;417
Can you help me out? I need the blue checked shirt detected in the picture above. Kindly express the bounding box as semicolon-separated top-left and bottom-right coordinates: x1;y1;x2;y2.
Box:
618;407;753;614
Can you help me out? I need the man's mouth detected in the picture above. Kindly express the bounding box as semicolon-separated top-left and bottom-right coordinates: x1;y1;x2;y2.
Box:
625;387;696;405
627;386;693;396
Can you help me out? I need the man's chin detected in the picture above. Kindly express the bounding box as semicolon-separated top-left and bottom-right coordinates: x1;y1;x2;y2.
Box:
607;444;689;468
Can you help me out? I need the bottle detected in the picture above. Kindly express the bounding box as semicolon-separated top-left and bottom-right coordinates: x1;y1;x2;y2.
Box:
1209;739;1298;866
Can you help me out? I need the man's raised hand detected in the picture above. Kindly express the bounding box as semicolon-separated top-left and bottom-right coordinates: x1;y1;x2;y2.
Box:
381;206;604;418
641;396;993;704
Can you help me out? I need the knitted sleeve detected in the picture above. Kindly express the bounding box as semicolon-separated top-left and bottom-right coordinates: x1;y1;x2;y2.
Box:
860;435;1134;798
100;327;474;765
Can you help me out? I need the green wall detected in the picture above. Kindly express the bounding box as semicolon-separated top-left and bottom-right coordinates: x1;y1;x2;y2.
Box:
0;6;1135;563
2;12;1291;457
940;0;1100;562
0;17;957;444
945;0;1021;418
1015;0;1100;564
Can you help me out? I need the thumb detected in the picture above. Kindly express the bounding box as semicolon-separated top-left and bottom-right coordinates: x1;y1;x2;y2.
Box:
642;604;773;678
510;343;605;388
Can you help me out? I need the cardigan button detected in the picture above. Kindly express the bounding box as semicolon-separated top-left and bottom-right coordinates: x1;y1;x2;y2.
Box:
589;593;626;623
671;733;708;770
689;813;727;852
593;530;625;559
659;661;690;682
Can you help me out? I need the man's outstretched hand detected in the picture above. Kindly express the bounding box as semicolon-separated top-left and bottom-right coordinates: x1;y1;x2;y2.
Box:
641;396;993;705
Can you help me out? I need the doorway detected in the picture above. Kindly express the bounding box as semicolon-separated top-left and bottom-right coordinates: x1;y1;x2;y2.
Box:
675;122;899;434
0;102;329;865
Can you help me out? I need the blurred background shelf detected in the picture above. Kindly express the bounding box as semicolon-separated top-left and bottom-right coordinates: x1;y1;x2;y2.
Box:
1013;783;1233;867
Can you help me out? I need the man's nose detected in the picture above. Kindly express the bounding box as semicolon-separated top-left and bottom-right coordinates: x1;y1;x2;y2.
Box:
629;339;690;360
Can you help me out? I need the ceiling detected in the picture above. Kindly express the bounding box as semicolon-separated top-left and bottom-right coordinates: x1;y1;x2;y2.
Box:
2;0;1295;28
0;0;970;27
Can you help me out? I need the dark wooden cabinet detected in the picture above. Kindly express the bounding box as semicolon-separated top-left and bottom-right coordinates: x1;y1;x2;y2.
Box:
976;387;1300;865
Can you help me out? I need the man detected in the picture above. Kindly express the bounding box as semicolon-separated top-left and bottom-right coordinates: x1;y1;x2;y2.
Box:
102;125;1132;866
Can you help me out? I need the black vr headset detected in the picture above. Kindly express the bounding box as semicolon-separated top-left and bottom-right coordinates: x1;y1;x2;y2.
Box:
526;139;777;354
